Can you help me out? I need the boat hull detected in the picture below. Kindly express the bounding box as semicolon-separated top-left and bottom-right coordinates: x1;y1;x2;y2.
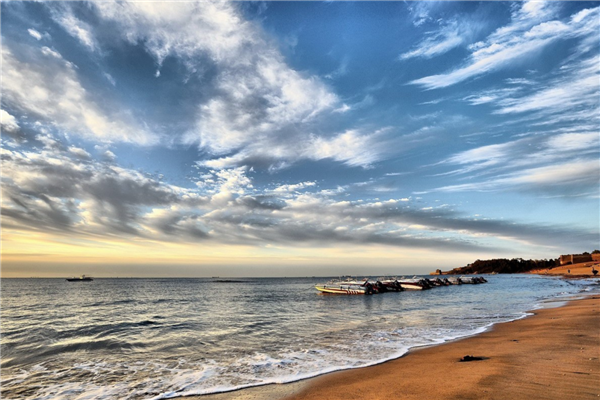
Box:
399;282;426;290
315;285;370;295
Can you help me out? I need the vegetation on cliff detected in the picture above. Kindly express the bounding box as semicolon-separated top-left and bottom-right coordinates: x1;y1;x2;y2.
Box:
446;258;559;275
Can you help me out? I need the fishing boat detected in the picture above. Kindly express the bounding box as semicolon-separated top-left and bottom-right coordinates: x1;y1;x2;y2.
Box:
66;275;93;282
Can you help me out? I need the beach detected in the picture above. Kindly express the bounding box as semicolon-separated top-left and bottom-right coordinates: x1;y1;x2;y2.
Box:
195;295;600;400
529;262;600;278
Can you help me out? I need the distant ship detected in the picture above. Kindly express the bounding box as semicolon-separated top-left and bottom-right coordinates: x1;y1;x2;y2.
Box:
66;275;94;282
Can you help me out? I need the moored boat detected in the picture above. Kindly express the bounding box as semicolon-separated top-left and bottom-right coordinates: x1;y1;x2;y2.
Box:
378;278;404;292
66;275;93;282
315;281;373;295
397;277;432;290
459;276;487;284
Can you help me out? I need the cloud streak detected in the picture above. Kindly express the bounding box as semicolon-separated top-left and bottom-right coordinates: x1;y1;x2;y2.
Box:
2;143;597;252
410;3;598;89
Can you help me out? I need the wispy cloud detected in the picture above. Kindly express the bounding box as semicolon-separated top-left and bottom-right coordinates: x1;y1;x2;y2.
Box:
495;57;599;116
430;130;599;197
27;28;43;41
409;2;598;89
400;19;480;60
433;159;599;198
48;4;98;51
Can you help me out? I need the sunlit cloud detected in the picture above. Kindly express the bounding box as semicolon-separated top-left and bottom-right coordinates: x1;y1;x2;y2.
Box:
1;43;156;144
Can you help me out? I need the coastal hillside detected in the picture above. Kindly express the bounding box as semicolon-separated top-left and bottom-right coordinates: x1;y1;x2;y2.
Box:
443;258;558;275
441;251;600;275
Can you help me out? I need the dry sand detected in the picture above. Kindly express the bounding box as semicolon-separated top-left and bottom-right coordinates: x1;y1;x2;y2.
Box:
192;295;600;400
530;261;600;277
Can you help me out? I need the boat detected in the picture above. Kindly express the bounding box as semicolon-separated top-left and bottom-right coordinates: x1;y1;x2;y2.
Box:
315;277;374;295
66;275;93;282
459;276;487;284
396;277;432;290
378;277;405;292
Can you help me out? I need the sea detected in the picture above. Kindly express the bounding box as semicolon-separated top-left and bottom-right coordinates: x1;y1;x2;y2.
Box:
1;275;598;400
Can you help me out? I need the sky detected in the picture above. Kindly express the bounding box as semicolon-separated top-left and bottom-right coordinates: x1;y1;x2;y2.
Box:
1;1;599;278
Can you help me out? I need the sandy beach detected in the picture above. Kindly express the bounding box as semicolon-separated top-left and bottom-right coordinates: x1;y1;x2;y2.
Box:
529;261;600;277
194;294;600;400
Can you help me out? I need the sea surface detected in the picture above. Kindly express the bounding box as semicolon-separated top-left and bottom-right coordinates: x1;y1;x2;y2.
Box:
2;275;598;400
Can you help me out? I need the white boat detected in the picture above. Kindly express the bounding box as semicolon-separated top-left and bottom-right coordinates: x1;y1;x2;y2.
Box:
397;277;431;290
315;279;374;295
447;277;462;285
459;276;487;284
378;278;404;292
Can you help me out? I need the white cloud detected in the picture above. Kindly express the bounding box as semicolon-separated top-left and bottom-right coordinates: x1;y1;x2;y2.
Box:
1;109;20;133
273;181;316;193
400;20;474;60
1;44;156;145
308;129;388;168
410;3;599;89
85;2;393;170
545;132;599;153
27;29;43;40
41;46;63;59
495;57;599;116
49;5;98;51
434;159;599;196
432;129;599;197
104;73;116;86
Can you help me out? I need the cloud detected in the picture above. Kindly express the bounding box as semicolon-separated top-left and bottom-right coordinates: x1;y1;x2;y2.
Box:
27;29;43;40
71;1;394;170
272;181;316;194
400;19;480;60
68;146;91;160
1;42;156;145
433;159;599;198
2;143;596;252
200;127;392;170
48;4;98;51
1;109;20;133
430;131;599;197
494;57;599;116
406;2;441;27
1;146;198;237
409;3;598;89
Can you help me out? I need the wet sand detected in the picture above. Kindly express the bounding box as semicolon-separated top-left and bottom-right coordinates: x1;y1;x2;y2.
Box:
193;295;600;400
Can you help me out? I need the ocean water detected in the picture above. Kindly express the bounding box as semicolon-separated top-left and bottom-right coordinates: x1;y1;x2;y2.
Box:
1;275;598;400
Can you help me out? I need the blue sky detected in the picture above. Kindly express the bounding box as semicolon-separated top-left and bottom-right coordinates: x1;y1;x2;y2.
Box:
1;1;598;277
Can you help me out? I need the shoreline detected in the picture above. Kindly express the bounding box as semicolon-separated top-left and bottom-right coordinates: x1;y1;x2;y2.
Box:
184;292;600;400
